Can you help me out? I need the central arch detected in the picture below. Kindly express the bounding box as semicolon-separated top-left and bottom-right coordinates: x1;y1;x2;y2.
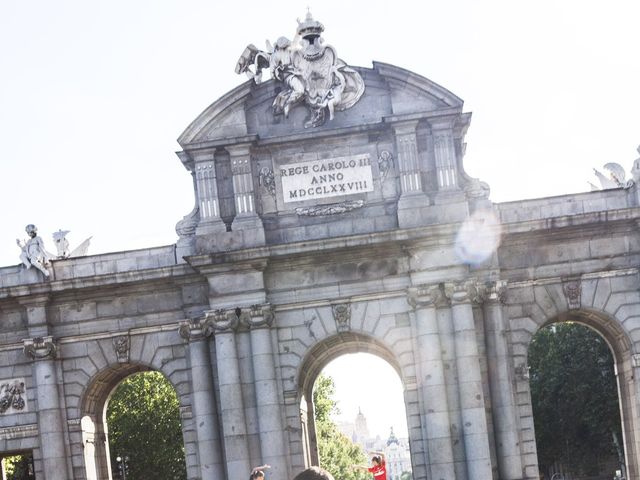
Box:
296;332;416;471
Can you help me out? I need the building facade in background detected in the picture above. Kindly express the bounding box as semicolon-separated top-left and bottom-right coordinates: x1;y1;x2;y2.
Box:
1;17;640;480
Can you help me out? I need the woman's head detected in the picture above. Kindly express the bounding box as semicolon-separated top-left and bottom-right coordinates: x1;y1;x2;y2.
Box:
372;455;382;466
251;470;265;480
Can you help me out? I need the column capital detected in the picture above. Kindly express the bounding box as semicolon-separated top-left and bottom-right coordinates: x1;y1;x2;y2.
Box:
443;280;482;305
407;284;444;309
205;308;240;333
242;304;274;329
479;280;508;305
23;336;57;360
179;316;213;341
225;143;252;157
392;120;419;136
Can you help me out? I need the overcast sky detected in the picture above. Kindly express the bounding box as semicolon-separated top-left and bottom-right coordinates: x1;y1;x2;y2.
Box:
1;0;639;439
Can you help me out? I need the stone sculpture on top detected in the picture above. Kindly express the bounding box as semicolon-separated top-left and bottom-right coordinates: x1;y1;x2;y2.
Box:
16;224;51;278
235;11;365;128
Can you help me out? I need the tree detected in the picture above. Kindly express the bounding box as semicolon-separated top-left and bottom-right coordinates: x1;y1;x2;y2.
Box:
3;454;35;479
313;374;369;480
106;371;186;480
528;322;622;476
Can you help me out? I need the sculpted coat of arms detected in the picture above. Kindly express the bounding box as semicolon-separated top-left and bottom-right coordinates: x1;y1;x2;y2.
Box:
235;12;365;128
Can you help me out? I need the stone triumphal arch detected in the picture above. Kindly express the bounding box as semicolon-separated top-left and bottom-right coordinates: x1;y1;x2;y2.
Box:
2;15;640;480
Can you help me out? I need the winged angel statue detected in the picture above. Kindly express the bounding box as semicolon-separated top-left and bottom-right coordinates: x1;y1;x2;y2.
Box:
235;12;365;128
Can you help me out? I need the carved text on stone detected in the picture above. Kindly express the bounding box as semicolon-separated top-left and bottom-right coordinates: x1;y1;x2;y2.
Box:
281;154;373;203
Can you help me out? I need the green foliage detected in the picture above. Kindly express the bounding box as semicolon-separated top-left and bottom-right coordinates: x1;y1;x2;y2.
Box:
107;371;186;480
529;323;622;476
3;454;34;479
313;374;369;480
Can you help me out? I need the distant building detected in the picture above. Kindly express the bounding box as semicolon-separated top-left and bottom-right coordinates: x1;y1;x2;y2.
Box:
385;428;412;480
355;407;371;444
341;410;412;478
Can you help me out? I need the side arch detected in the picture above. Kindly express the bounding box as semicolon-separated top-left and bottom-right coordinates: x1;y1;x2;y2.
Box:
507;276;640;479
61;330;195;480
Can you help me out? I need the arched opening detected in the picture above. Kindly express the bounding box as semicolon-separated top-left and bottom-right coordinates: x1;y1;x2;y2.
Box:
528;312;635;480
297;333;414;480
80;364;187;480
1;452;35;479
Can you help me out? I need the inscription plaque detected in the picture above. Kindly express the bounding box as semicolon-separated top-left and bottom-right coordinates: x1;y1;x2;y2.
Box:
280;154;374;203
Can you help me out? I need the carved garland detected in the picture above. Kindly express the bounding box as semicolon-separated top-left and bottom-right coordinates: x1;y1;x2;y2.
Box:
295;200;364;217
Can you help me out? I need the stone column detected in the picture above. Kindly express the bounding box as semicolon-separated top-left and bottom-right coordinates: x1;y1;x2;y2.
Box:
408;284;456;479
444;281;493;479
210;308;251;479
23;336;68;480
482;281;524;479
179;317;225;480
243;305;287;480
437;302;467;480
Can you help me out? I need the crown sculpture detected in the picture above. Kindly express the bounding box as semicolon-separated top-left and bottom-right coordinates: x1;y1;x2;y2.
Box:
235;11;365;128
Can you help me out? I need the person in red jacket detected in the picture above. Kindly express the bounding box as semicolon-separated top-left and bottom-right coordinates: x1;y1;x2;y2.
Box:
352;451;386;480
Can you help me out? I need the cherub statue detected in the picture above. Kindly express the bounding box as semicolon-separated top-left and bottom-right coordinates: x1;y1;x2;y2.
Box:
16;224;51;278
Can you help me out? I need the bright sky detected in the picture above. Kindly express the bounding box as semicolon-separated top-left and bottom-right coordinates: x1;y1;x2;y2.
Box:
1;1;638;438
323;353;407;439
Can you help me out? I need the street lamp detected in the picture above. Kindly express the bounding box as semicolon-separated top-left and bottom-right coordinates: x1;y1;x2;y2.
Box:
115;454;129;480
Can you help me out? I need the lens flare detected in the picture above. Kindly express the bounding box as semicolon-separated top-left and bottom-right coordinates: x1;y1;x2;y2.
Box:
454;209;502;265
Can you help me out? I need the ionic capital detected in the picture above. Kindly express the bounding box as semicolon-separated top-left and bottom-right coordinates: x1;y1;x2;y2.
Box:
205;308;240;333
444;280;481;305
23;336;57;360
407;284;444;309
179;316;213;341
479;280;508;305
243;304;275;329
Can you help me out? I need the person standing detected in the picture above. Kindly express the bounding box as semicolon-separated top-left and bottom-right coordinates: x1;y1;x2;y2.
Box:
353;452;387;480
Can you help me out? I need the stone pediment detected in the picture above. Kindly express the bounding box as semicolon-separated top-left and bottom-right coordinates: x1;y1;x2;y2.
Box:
174;44;484;258
177;62;464;146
